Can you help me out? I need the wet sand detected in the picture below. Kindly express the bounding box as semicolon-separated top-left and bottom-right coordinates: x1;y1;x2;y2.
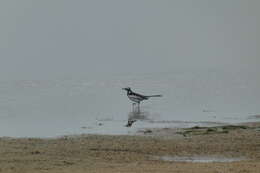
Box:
0;122;260;173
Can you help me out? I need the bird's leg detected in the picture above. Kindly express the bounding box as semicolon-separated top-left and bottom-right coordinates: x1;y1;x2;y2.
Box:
132;103;136;112
137;102;140;113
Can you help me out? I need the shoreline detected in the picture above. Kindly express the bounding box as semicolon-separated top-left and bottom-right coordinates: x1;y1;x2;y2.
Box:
0;122;259;173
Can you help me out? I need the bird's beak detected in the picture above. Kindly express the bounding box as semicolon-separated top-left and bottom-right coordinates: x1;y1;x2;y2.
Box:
122;88;126;90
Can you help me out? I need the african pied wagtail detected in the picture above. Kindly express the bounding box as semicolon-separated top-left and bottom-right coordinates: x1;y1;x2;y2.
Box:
122;87;162;110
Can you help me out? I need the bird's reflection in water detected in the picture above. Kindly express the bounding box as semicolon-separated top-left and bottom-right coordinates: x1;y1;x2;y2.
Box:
125;108;150;127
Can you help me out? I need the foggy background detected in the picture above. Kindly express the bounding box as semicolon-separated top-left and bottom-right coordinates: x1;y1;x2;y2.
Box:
0;0;259;79
0;0;260;137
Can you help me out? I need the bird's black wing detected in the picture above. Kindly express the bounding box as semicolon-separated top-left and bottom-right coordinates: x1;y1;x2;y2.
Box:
131;92;148;99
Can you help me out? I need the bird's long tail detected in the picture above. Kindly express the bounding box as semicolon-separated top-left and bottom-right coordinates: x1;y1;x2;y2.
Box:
146;94;162;98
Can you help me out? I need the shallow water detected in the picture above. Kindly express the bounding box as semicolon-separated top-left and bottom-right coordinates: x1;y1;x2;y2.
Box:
152;155;246;163
0;70;259;137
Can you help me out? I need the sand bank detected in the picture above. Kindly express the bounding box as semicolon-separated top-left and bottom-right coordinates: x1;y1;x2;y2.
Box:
0;122;259;173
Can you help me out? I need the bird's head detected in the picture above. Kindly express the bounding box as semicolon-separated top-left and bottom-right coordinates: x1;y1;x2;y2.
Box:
122;87;131;92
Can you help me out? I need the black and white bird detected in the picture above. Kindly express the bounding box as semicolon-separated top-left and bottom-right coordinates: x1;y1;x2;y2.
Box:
122;87;162;111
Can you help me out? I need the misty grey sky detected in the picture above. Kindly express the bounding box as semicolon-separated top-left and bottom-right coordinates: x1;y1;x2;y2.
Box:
0;0;259;79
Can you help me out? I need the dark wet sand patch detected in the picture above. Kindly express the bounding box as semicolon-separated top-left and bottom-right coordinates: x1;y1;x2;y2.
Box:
176;125;252;136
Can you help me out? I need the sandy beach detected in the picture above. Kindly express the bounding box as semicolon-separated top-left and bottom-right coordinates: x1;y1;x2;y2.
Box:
0;122;259;173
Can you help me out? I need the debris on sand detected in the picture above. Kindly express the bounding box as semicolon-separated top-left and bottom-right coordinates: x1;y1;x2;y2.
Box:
177;125;250;137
